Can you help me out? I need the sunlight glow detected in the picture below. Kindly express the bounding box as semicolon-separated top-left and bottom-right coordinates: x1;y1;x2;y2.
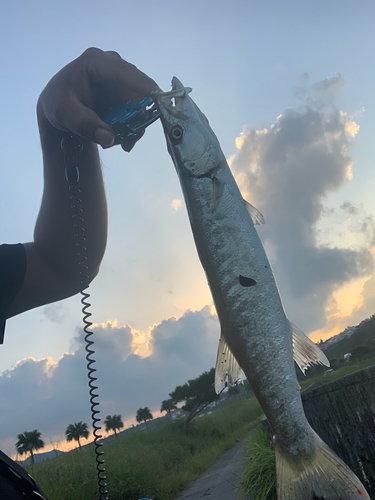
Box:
341;111;360;137
129;325;153;358
234;171;251;199
92;318;153;358
326;277;366;320
91;319;119;329
11;410;165;461
235;135;245;149
171;199;182;211
309;323;344;344
227;154;235;167
310;259;375;344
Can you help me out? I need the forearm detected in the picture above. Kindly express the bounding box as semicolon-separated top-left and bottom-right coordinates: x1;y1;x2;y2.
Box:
35;109;108;286
5;119;107;319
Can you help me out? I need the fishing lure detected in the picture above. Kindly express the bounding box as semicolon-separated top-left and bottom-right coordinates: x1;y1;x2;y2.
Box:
100;97;160;142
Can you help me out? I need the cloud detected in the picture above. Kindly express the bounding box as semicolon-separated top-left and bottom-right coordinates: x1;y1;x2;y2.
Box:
230;75;374;333
41;303;66;324
0;306;220;454
171;199;183;211
339;202;375;246
310;269;375;343
293;73;347;109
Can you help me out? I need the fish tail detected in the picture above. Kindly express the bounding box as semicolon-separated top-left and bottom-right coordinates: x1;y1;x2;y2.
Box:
275;430;370;500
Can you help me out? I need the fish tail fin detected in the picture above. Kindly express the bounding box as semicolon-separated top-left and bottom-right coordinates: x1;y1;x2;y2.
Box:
275;430;370;500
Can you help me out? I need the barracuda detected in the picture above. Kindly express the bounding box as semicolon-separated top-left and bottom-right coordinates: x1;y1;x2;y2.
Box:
153;79;369;500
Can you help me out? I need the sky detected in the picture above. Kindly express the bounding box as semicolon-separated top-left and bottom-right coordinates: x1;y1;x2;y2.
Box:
1;0;375;456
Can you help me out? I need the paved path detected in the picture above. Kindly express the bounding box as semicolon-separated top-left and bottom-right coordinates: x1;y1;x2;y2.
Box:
175;437;251;500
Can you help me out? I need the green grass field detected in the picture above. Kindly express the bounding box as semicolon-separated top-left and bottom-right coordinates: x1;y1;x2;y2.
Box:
299;355;375;391
26;357;374;500
26;398;263;500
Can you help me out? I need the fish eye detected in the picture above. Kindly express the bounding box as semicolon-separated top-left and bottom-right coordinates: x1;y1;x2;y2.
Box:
170;125;183;144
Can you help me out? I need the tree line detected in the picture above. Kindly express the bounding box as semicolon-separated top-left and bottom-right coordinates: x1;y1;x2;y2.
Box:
16;366;241;461
16;414;124;463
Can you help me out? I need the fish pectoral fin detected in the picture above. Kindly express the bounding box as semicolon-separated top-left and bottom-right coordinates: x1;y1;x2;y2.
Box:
290;321;330;374
215;336;243;394
243;199;265;225
212;176;225;209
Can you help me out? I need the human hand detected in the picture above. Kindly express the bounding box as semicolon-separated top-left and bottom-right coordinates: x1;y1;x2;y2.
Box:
37;47;160;151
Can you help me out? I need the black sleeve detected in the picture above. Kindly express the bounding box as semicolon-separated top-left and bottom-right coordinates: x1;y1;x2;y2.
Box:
0;244;27;344
0;449;49;499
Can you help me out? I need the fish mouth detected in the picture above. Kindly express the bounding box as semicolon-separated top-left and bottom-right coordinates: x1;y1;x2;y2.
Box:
154;77;192;100
152;77;194;119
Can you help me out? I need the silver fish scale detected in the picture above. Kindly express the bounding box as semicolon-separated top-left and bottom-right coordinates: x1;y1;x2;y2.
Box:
187;159;311;451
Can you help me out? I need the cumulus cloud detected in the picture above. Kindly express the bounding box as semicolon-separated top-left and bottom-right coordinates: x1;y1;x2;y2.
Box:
0;306;220;454
171;199;183;211
230;75;374;333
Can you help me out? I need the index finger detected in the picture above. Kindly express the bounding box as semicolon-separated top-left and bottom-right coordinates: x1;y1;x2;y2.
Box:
84;48;161;98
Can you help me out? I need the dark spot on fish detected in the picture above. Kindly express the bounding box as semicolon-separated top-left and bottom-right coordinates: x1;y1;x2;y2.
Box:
190;162;196;167
265;265;268;268
239;275;257;287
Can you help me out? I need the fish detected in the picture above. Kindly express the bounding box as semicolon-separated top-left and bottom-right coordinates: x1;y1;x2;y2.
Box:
153;79;370;500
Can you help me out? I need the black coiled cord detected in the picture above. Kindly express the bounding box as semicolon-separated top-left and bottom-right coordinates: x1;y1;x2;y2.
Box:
61;134;108;500
81;287;108;499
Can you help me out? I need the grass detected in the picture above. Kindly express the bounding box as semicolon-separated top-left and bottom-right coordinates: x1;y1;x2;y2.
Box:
238;428;276;500
299;355;375;391
26;397;263;500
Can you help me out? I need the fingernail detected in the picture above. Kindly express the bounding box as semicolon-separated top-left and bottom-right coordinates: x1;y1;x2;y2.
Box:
94;128;115;147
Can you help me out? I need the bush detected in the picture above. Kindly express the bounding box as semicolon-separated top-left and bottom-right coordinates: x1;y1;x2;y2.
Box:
239;427;276;500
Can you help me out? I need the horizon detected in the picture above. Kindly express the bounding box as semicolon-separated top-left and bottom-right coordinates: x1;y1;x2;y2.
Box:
8;312;373;459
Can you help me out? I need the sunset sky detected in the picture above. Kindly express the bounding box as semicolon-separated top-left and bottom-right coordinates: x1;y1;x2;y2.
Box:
1;0;375;456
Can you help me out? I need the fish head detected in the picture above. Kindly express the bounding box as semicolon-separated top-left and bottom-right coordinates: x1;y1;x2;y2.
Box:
153;77;222;177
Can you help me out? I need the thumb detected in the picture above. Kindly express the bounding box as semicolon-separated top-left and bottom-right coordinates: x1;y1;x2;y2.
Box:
62;98;116;147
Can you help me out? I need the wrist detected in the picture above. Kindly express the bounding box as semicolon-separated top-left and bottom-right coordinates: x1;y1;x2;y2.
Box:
37;96;64;144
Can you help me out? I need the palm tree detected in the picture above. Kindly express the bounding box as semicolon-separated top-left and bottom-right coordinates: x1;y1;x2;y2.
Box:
104;414;124;438
16;430;44;464
65;421;89;449
136;407;153;429
160;399;177;418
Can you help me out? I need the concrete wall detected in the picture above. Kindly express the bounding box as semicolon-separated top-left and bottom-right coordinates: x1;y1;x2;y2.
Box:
302;365;375;497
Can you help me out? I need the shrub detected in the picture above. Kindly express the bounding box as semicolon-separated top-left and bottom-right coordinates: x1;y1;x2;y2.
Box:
239;427;276;500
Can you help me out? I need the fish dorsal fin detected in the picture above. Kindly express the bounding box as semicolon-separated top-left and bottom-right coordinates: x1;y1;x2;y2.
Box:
215;335;243;394
290;321;330;374
244;199;265;225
